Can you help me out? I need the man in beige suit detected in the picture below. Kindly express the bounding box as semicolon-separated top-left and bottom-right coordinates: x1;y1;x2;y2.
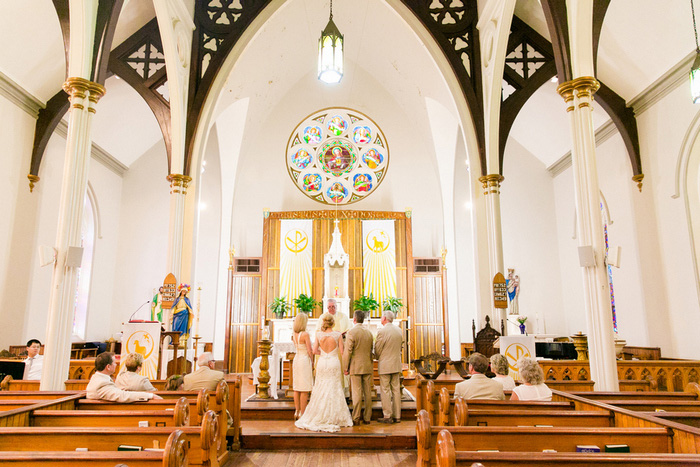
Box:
343;310;374;425
86;352;162;402
184;352;225;391
374;310;403;423
454;352;505;400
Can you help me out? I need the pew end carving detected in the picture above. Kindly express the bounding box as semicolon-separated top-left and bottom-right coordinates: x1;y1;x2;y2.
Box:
436;429;456;467
163;429;190;467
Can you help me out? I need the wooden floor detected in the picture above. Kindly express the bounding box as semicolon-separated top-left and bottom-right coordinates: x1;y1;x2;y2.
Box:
237;374;418;451
227;450;417;466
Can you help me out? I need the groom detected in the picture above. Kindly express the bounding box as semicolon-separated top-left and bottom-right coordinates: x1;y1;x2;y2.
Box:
343;310;373;425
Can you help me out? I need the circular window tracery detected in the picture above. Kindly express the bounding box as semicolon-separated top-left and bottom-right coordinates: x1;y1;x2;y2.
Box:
286;108;389;205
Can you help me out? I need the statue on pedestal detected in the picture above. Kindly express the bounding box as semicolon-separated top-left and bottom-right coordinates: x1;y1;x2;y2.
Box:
170;284;193;345
506;269;520;315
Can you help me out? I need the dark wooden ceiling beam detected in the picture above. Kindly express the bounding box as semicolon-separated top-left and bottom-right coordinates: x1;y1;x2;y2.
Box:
400;0;485;175
184;0;272;176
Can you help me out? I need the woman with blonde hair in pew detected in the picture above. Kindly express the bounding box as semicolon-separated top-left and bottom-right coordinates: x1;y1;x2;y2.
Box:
490;353;516;390
115;353;156;392
510;357;552;401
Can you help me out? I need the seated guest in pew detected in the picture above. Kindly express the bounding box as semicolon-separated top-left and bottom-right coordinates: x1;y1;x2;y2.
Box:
490;353;515;390
454;352;505;400
86;352;162;402
23;339;43;380
165;374;185;391
183;352;224;391
511;357;552;401
115;353;157;392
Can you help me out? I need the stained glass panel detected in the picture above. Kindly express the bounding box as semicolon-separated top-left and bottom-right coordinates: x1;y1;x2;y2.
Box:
286;108;389;205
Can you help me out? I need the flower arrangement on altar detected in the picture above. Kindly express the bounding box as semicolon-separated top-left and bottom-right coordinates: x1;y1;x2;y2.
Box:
516;316;527;325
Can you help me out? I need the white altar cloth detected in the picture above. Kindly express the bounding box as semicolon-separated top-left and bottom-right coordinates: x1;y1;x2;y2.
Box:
251;341;296;399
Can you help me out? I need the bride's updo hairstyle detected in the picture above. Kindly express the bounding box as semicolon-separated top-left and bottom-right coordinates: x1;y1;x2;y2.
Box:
320;312;335;331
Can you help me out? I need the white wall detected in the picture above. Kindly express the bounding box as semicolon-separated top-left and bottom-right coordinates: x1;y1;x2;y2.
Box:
501;138;566;336
83;160;124;341
228;67;445;259
111;141;170;333
0;94;43;347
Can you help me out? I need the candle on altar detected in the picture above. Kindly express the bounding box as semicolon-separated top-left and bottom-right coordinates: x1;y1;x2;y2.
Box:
334;286;338;297
195;286;202;338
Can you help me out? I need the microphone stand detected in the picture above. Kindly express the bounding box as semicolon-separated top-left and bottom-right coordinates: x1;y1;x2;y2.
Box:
127;301;151;322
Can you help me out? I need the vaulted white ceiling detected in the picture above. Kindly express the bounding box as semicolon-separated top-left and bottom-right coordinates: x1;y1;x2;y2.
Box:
0;0;694;171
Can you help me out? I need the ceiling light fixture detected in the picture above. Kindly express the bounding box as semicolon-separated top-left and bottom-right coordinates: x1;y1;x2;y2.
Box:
318;0;344;84
690;0;700;102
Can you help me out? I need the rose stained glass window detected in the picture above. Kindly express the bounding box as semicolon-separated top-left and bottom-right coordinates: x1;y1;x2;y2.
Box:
286;108;389;205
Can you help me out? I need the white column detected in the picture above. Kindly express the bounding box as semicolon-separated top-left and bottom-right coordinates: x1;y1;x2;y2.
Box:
166;174;192;278
558;78;619;391
478;174;507;330
41;79;105;390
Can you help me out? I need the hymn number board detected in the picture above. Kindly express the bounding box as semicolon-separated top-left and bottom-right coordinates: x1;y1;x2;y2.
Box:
493;272;508;308
161;273;178;309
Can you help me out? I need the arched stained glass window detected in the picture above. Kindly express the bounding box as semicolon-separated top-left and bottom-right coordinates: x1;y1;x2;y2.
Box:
286;108;389;205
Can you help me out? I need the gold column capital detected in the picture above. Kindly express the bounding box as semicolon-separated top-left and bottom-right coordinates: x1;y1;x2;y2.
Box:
63;77;106;100
167;173;192;195
558;76;600;110
27;174;40;192
478;174;504;194
632;173;644;192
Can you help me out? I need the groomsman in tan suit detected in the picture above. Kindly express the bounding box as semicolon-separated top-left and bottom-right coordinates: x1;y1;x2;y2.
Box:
374;310;403;423
343;310;374;425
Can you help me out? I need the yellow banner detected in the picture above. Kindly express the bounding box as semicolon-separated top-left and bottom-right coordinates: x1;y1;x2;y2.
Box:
280;220;313;315
362;220;396;317
120;322;161;380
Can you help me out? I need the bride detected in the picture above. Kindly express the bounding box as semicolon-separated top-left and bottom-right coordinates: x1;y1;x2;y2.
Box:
295;313;353;432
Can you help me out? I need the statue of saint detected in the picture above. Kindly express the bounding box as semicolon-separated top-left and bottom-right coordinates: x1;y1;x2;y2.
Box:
506;269;520;315
151;286;165;324
170;284;193;345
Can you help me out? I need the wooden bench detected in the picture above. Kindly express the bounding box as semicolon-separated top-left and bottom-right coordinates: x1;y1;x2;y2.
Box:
434;429;700;467
568;391;697;401
0;428;188;466
32;397;191;428
0;410;219;466
431;385;572;425
441;395;611;427
592;400;700;412
416;409;670;466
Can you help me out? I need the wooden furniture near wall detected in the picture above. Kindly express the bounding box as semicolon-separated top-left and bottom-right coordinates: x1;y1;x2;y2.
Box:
471;316;504;358
622;346;662;360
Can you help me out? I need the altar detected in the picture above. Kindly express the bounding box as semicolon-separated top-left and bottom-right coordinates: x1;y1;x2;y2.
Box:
224;210;448;374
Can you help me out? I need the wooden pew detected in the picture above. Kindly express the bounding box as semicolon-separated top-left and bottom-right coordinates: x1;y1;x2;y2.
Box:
431;385;572;426
440;393;612;427
567;391;698;401
416;410;671;467
0;410;219;466
434;429;700;467
0;391;81;400
32;396;191;427
0;428;189;466
587;400;700;412
542;380;595;392
551;389;700;454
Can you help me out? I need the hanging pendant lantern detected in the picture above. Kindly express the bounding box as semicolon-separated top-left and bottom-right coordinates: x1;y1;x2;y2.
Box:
318;0;344;84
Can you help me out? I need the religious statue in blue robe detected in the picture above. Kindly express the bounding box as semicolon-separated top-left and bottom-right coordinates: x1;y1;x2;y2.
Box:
171;287;193;344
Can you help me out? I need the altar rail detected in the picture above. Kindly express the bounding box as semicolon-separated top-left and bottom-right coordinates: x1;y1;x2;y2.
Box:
541;360;700;392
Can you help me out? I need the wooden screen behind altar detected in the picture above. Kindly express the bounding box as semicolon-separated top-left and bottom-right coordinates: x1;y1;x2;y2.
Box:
261;210;412;321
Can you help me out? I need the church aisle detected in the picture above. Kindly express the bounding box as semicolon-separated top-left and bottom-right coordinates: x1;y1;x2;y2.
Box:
228;449;416;466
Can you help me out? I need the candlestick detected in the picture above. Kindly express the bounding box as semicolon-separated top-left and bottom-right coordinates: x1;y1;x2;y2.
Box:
195;286;202;338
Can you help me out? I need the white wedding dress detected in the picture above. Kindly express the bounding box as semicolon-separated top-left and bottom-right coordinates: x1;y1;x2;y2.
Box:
295;331;352;432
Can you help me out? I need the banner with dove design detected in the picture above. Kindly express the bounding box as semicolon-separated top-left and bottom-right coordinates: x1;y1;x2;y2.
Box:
362;220;397;317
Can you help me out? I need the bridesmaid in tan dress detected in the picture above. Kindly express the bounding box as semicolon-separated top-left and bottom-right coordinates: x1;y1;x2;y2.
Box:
292;312;314;419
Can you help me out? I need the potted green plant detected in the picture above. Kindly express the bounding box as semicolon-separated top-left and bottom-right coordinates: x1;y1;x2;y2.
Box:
269;296;290;319
353;293;380;317
294;293;320;314
382;296;404;316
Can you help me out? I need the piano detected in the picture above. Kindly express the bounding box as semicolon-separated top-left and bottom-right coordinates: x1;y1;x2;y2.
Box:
535;341;577;360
